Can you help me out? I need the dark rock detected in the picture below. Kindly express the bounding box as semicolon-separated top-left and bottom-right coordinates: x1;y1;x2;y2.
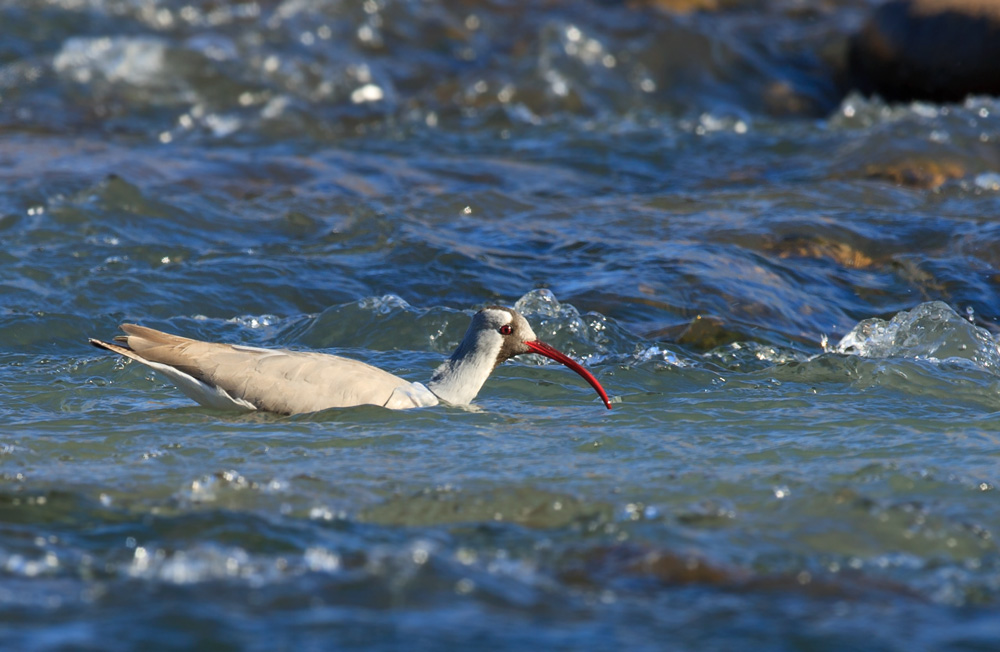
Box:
626;0;723;12
643;314;744;349
848;0;1000;102
558;543;921;600
676;314;745;350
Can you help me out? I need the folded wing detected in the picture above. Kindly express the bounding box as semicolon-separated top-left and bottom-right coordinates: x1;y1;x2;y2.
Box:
90;324;438;413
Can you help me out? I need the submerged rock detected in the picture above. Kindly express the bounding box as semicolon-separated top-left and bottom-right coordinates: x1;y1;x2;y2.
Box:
862;156;966;189
675;314;746;350
848;0;1000;102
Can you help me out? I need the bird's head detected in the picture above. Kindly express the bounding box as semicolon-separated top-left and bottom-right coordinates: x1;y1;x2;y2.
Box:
464;306;612;409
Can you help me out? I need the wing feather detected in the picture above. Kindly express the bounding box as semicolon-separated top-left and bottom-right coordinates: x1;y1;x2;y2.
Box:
98;324;435;413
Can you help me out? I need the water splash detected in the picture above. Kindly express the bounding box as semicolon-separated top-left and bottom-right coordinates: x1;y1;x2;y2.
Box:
54;36;170;87
834;302;1000;374
357;294;411;315
514;289;602;349
632;345;685;367
227;314;280;329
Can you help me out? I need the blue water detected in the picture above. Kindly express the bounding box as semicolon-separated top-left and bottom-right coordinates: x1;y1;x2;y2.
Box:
2;1;1000;650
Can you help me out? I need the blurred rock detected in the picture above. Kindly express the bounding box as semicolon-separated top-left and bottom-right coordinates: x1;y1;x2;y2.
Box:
559;544;744;588
677;314;745;349
862;156;966;188
765;237;879;270
561;544;919;600
848;0;1000;102
763;80;823;117
636;0;721;11
649;314;745;350
628;549;740;584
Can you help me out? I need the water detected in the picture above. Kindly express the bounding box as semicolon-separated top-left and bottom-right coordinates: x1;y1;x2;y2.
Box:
2;0;1000;649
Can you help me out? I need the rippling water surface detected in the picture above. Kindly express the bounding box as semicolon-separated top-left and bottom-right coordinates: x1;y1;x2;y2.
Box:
3;0;1000;649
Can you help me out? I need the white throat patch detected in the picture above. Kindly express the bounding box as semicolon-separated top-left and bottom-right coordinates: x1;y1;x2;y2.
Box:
426;307;518;405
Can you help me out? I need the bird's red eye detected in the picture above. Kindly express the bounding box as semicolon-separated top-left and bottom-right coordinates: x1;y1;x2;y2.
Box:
499;324;513;335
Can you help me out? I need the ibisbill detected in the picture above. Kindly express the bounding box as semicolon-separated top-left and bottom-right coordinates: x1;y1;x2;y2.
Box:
89;306;613;414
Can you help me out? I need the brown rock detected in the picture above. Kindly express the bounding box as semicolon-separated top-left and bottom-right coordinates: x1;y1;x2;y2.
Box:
676;314;745;350
630;0;720;12
765;237;879;270
862;156;965;189
628;550;743;585
848;0;1000;102
763;80;822;116
559;543;921;601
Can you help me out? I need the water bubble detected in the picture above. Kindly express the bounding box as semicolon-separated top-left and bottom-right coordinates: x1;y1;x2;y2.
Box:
229;314;277;329
910;102;938;118
545;69;569;97
351;83;384;104
309;506;336;521
974;172;1000;191
411;543;430;565
261;96;289;120
357;24;376;43
304;547;341;572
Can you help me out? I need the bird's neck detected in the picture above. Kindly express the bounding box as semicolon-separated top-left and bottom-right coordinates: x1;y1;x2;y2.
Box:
426;340;497;406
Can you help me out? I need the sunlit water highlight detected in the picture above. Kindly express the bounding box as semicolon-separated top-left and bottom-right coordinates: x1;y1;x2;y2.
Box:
2;1;1000;650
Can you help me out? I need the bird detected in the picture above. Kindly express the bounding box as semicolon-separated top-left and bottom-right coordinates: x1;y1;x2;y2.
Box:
88;306;613;414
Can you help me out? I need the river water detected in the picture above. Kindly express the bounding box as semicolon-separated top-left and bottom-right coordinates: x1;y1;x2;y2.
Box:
2;1;1000;650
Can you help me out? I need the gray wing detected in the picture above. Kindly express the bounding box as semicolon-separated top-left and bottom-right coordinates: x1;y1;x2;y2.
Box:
102;324;433;413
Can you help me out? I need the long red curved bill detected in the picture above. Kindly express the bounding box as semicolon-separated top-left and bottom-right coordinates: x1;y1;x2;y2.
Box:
524;340;612;409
